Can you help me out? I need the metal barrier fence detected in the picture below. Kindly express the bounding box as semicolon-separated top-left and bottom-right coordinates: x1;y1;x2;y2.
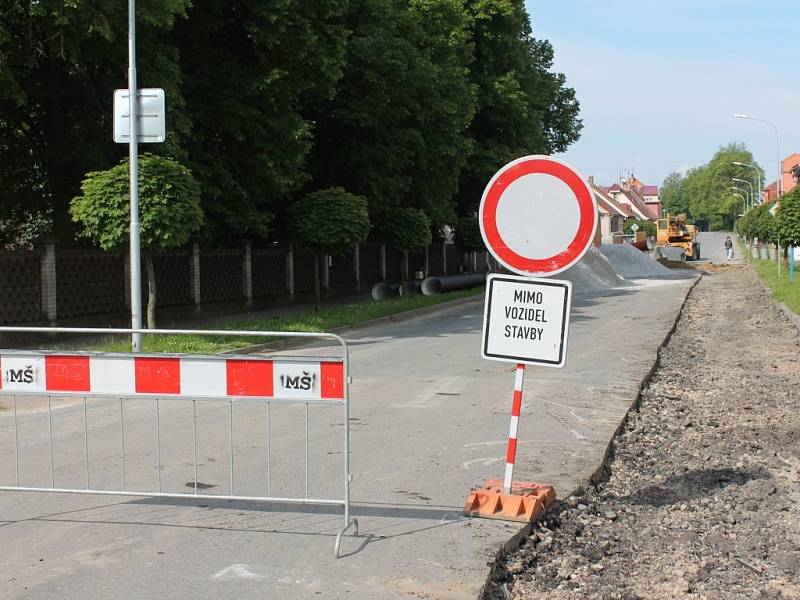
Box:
0;327;358;557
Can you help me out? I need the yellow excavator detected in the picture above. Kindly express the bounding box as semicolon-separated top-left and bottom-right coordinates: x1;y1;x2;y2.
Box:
656;213;700;260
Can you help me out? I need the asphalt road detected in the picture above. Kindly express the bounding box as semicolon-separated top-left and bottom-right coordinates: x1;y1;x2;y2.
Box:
0;273;697;599
696;230;744;264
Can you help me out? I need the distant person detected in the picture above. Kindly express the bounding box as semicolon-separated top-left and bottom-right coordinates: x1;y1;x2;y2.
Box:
724;236;734;260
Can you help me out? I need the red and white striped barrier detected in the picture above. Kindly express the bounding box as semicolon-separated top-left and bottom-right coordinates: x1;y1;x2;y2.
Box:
0;352;344;401
503;363;526;493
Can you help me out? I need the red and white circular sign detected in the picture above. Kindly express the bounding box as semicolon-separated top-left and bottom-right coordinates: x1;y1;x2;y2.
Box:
479;155;597;277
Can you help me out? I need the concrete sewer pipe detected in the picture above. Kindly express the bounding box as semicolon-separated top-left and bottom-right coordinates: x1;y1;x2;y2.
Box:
421;272;487;296
371;272;487;300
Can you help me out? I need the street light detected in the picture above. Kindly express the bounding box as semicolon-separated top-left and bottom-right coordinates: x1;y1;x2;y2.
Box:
732;161;763;204
731;191;746;227
730;188;748;213
734;113;784;274
732;178;754;210
733;114;781;198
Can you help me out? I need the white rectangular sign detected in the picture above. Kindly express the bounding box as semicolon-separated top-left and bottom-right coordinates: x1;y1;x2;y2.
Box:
481;274;572;367
113;88;166;143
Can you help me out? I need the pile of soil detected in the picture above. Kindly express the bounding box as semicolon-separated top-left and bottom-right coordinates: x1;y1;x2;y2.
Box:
484;266;800;599
600;244;683;279
656;257;697;270
560;246;631;292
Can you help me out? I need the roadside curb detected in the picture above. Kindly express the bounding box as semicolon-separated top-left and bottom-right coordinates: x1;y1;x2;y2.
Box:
221;293;485;355
478;273;702;600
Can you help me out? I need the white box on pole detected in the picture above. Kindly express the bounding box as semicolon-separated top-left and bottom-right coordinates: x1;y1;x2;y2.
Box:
114;88;166;143
481;274;572;368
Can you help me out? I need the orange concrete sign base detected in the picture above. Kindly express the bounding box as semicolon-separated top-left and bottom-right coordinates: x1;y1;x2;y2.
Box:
463;479;555;523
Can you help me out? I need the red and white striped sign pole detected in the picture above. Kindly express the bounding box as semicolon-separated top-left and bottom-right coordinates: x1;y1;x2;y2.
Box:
503;363;526;493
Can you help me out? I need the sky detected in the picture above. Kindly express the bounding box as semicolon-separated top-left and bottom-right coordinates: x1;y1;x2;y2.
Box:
525;0;799;189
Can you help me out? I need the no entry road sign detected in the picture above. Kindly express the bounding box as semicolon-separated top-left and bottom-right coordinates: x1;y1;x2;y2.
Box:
479;155;597;277
481;274;572;368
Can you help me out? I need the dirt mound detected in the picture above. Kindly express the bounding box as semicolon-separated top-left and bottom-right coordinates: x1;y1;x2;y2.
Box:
656;257;696;270
600;243;683;279
559;246;630;292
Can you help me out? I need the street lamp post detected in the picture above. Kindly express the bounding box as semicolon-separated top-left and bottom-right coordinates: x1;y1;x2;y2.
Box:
731;186;750;211
732;178;754;210
732;161;762;205
733;114;781;198
733;113;783;274
731;191;746;227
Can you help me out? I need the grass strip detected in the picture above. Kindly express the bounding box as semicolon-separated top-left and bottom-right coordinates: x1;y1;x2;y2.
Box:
743;246;800;315
94;287;485;354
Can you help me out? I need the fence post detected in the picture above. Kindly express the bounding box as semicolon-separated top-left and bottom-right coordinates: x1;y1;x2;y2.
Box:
472;251;477;271
242;242;253;306
286;245;295;300
39;242;58;322
190;242;201;307
380;244;386;280
353;244;361;292
424;245;429;277
441;241;447;275
323;254;330;291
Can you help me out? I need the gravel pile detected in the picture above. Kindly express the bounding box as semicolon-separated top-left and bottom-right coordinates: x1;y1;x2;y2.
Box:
600;243;683;279
559;246;631;292
484;266;800;599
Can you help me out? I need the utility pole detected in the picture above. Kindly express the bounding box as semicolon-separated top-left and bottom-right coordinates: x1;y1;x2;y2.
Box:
128;0;142;351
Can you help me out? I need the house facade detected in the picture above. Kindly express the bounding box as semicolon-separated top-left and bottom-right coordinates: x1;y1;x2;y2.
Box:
762;153;800;203
588;178;628;242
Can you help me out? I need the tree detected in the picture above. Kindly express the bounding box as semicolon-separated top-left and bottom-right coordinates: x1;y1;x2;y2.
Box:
660;171;688;216
307;0;475;232
775;188;800;248
0;0;191;245
175;0;350;243
287;188;371;310
374;206;432;282
624;219;656;238
453;215;483;253
455;0;582;216
749;203;775;247
678;143;764;230
70;154;203;328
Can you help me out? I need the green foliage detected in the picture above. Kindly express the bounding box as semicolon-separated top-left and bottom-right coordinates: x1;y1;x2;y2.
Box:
623;219;656;237
660;171;688;216
175;0;350;242
0;208;52;249
307;0;476;230
0;0;191;245
775;188;800;247
70;154;203;250
93;286;485;354
748;256;800;316
735;207;752;237
455;0;582;215
287;187;371;255
2;0;581;247
740;203;776;244
375;206;432;252
668;143;764;230
453;215;484;252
